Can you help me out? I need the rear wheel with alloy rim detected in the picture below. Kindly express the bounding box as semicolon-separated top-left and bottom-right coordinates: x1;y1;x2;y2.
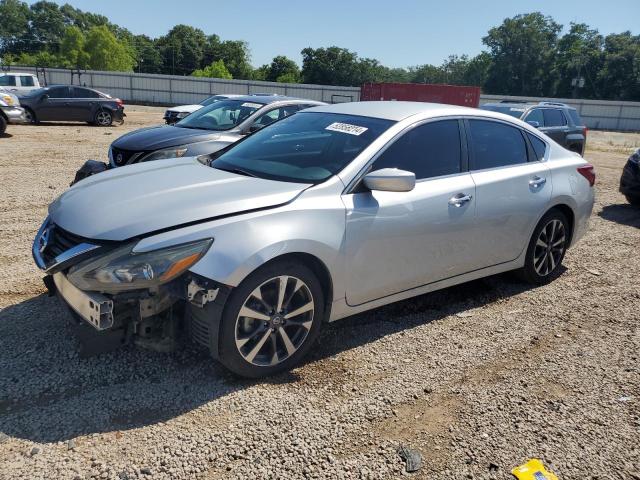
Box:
219;260;324;377
94;110;113;126
518;209;570;284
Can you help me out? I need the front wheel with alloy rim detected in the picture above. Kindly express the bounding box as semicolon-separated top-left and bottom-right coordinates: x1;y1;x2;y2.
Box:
94;110;113;126
24;108;36;124
518;209;570;284
218;260;324;378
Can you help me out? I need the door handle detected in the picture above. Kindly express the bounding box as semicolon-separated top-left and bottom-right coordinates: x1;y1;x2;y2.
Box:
448;193;473;207
529;176;547;188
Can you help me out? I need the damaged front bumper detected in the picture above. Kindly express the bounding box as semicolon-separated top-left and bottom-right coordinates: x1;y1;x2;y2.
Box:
44;268;228;357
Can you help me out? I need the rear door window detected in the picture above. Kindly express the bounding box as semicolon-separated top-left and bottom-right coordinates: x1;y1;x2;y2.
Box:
20;76;35;87
542;109;567;127
72;87;100;98
468;120;528;170
373;120;462;180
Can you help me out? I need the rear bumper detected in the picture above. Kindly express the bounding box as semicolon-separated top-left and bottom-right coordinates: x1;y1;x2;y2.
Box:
1;106;27;124
113;108;125;122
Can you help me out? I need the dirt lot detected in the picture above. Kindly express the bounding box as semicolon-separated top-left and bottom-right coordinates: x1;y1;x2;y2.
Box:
0;107;639;480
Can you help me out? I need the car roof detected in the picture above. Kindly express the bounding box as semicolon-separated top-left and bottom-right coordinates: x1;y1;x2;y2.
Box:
306;101;477;121
483;101;576;111
219;95;324;105
0;72;37;76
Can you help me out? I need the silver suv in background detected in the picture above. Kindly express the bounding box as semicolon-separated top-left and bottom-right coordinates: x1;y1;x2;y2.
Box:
34;102;595;378
163;94;244;124
481;101;587;155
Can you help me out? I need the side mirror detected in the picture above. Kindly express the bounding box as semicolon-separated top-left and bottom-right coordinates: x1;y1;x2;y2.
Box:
363;168;416;192
526;120;540;128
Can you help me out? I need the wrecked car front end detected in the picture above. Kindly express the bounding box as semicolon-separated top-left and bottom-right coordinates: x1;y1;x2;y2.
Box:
33;217;224;355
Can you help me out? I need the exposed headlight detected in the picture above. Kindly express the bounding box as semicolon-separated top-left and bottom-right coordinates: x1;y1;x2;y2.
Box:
175;111;190;118
68;239;212;292
0;93;16;106
139;146;188;162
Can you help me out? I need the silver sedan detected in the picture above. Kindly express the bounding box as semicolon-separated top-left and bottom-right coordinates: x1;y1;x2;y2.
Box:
33;101;595;377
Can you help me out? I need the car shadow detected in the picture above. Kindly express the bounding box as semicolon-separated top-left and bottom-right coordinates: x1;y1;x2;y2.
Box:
0;132;13;138
0;273;537;443
598;203;640;228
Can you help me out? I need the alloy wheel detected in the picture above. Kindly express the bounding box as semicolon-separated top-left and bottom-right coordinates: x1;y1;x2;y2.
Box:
96;111;112;126
234;275;314;367
533;219;566;276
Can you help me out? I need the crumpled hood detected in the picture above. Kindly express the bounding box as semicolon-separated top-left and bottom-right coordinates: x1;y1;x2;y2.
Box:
111;125;221;151
49;158;308;240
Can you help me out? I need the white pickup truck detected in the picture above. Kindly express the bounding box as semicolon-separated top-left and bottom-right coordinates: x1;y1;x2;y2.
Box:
0;72;41;95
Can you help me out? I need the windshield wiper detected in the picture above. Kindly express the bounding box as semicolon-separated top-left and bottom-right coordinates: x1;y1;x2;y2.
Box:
213;166;258;178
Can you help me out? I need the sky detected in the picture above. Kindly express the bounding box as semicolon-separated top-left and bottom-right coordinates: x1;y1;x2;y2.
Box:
27;0;640;68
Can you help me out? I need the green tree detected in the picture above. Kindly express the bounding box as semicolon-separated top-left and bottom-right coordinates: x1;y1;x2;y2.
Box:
555;23;604;98
257;55;300;82
84;25;134;71
301;46;363;85
191;59;232;79
29;1;66;51
206;39;253;79
59;26;89;68
408;64;447;84
131;34;163;73
0;0;30;55
157;25;206;75
597;32;640;101
483;12;562;96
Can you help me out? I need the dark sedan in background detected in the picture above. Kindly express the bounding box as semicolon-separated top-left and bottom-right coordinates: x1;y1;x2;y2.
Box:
19;85;125;126
108;95;324;167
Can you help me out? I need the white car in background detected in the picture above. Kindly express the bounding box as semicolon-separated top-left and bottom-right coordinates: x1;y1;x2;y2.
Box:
0;72;41;95
163;94;244;124
163;93;282;124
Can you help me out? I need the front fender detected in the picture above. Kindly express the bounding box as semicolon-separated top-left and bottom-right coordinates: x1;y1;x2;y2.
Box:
133;193;347;297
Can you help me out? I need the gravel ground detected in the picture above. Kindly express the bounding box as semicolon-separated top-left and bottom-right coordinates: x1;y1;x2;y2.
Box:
0;108;639;480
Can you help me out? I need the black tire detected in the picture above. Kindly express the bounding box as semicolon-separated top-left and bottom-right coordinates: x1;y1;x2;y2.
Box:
24;108;36;124
218;259;325;378
94;109;113;127
0;115;6;135
625;195;640;207
517;209;570;285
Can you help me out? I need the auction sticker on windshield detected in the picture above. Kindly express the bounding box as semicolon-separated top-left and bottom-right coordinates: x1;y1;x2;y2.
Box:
241;102;263;109
325;122;368;136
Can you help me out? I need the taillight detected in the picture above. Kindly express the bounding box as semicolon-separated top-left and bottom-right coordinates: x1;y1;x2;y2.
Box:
577;164;595;187
582;126;588;138
115;98;123;107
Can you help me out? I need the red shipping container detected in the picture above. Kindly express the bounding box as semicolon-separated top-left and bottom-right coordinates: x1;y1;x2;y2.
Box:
360;82;481;108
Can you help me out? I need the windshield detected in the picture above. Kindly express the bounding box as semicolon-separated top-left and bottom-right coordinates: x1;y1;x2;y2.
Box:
480;105;527;119
211;112;395;184
200;95;228;107
176;99;265;131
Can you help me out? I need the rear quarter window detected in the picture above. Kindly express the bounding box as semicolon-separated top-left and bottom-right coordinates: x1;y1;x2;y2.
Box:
527;133;547;161
567;109;583;126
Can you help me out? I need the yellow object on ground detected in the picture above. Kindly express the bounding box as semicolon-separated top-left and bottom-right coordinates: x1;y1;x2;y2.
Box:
512;459;559;480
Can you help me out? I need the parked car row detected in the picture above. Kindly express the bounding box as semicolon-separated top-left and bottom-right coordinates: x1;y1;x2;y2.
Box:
33;99;598;377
